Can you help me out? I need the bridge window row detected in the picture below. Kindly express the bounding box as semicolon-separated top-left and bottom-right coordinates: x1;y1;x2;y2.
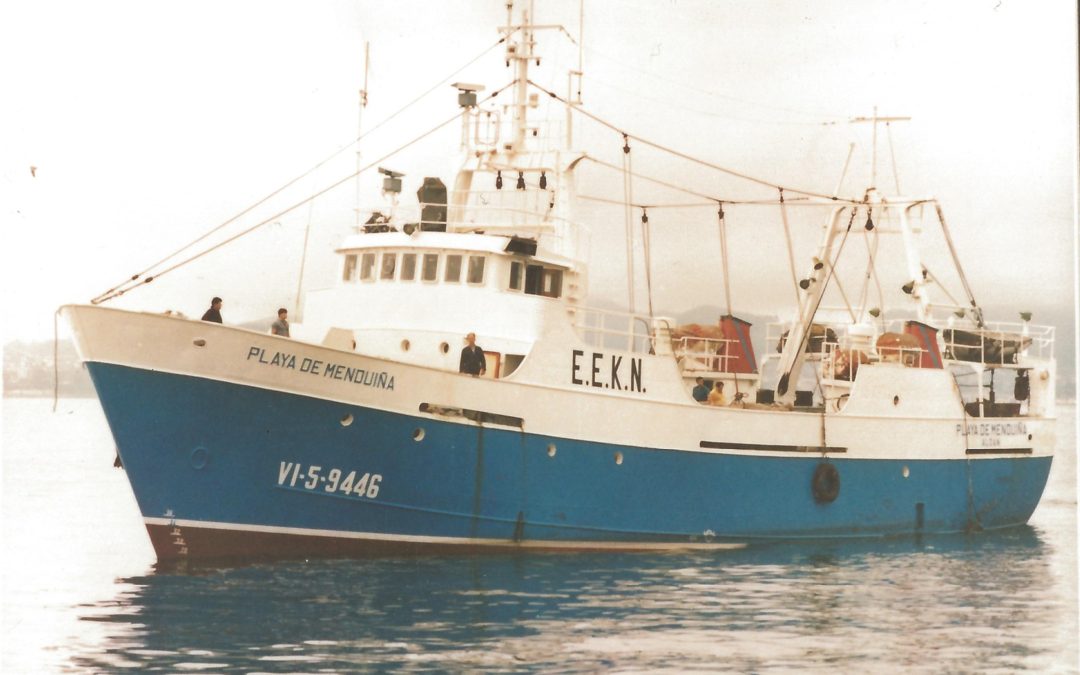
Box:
343;252;486;285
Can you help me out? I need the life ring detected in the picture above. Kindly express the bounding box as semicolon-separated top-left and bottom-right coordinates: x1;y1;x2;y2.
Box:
811;462;840;504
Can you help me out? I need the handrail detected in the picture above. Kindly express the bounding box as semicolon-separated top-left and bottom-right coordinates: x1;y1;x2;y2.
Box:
763;317;1054;379
568;306;669;355
673;336;740;373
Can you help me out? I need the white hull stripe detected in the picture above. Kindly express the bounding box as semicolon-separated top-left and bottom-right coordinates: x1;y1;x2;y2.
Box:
143;517;746;550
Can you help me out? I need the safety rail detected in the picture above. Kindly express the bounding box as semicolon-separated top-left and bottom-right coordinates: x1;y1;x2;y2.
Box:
765;318;1053;369
764;320;929;384
674;336;741;373
568;306;671;355
466;112;568;154
941;322;1054;365
366;199;564;231
355;199;588;261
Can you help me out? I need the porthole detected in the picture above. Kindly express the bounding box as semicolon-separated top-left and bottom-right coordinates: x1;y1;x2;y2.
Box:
614;451;624;465
902;466;910;479
190;446;209;470
193;339;207;347
413;428;425;441
439;341;450;354
340;414;354;427
401;339;411;352
547;444;557;458
892;395;900;406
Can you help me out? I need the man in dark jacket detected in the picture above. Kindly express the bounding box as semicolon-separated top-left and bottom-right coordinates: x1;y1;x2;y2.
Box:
459;332;486;376
692;377;709;402
201;297;223;323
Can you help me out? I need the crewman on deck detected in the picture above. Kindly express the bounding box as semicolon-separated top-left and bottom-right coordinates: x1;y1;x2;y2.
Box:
708;381;727;406
201;297;223;323
271;308;290;337
692;377;710;402
459;332;486;376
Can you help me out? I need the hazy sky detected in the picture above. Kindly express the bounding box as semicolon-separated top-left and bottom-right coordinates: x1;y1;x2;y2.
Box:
1;0;1076;343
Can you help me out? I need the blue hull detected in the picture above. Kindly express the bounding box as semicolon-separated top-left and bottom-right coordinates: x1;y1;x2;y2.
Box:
87;363;1052;560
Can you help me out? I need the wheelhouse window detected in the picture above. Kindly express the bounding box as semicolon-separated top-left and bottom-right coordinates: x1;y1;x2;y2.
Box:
444;254;462;282
542;269;563;297
380;252;397;280
343;254;357;281
521;263;564;298
524;264;543;294
422;253;439;281
360;253;376;281
467;255;486;284
400;253;417;281
509;260;523;291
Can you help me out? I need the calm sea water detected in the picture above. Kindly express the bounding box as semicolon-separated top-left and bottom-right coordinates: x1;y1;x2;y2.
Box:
2;398;1077;672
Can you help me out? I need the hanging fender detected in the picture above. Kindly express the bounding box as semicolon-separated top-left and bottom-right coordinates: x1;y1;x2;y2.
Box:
811;462;840;504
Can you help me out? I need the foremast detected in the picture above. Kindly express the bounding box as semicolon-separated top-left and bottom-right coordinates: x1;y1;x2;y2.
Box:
446;3;586;271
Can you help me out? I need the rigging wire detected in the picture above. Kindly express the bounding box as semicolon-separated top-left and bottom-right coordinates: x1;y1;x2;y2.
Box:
579;156;814;207
778;188;802;308
856;210;883;319
294;183;317;319
886;121;902;194
641;207;655;318
717;203;732;317
91;37;508;305
93;84;514;304
823;256;857;323
786;206;860;361
921;264;963;308
527;80;862;204
932;201;984;328
622;134;635;313
577;193;810;209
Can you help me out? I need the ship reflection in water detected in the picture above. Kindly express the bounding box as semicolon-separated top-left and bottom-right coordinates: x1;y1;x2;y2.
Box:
71;528;1073;672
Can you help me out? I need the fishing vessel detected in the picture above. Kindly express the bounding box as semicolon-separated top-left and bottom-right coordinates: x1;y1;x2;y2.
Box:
62;6;1056;561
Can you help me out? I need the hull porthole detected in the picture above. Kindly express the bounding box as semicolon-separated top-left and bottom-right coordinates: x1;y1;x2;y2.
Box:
190;446;209;470
811;462;840;504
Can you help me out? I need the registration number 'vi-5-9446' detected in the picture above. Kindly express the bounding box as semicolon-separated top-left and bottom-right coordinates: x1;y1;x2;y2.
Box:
277;461;382;499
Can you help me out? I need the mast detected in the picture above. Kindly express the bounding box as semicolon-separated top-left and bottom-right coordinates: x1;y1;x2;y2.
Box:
850;107;910;190
507;2;535;156
355;42;370;229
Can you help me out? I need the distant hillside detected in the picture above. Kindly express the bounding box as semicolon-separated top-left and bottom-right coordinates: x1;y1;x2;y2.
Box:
3;339;94;397
2;316;275;398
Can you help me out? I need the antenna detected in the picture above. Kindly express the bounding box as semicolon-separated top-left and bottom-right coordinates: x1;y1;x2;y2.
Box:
850;107;910;192
356;41;370;229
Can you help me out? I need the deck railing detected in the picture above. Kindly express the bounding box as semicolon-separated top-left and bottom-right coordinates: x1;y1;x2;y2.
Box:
673;336;741;373
568;307;671;355
940;322;1054;365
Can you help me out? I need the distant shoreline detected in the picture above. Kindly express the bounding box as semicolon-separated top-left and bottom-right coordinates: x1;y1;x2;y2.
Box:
3;392;96;399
